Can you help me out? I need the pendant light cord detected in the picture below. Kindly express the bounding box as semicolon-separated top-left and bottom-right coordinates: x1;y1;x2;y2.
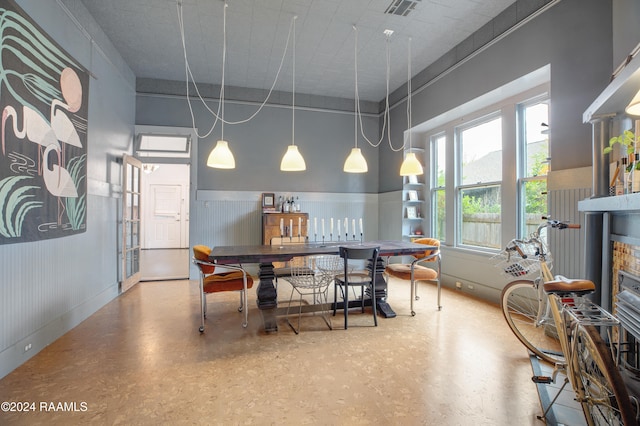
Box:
220;1;227;141
178;2;295;138
354;34;357;149
292;16;296;146
407;37;412;151
179;1;409;153
353;27;404;152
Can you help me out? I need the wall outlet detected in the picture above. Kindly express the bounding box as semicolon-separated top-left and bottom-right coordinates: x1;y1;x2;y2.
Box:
467;284;475;290
24;343;32;352
455;281;462;289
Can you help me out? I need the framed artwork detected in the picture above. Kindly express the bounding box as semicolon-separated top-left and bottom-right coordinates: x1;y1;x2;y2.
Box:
406;206;418;219
407;190;418;201
262;193;275;209
0;0;89;245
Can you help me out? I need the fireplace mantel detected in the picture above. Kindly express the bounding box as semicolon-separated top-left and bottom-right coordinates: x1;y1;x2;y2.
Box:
578;193;640;313
578;193;640;212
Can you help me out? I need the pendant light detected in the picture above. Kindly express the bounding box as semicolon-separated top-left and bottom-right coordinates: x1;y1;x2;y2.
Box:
207;1;235;169
400;37;423;176
626;89;640;116
280;16;306;171
344;26;368;173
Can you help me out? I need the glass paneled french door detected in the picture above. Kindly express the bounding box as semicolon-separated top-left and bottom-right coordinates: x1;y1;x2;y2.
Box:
121;154;142;292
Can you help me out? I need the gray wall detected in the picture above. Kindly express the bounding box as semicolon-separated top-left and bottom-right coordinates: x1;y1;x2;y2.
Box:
613;0;640;68
379;0;613;193
0;0;135;379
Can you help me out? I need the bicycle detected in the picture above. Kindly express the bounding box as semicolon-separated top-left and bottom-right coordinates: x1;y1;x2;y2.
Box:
497;218;636;425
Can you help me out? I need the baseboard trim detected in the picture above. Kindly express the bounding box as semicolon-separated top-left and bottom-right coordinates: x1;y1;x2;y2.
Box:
0;284;119;380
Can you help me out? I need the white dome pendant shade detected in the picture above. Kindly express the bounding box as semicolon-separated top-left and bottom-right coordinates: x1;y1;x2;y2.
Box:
207;140;235;169
343;147;368;173
400;152;423;176
626;89;640;116
280;144;306;171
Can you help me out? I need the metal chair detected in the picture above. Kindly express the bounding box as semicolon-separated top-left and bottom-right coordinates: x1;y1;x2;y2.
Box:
192;245;254;332
384;238;441;315
270;236;314;286
333;246;380;329
285;255;340;334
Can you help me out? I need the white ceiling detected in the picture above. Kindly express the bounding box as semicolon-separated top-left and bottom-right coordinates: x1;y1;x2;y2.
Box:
79;0;516;102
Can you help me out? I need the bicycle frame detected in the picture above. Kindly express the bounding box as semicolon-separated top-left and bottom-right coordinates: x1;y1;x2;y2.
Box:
500;219;636;424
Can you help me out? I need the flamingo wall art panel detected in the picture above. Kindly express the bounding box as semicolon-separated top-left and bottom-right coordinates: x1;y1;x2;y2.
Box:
0;0;89;244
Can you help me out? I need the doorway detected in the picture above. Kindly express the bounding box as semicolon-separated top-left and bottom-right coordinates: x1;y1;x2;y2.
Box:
140;163;190;281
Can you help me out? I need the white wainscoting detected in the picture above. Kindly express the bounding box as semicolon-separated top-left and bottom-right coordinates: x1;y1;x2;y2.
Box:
190;190;381;278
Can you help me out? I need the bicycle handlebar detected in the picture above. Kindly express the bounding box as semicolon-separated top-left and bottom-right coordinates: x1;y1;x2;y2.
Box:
503;218;580;256
540;217;580;231
513;244;527;259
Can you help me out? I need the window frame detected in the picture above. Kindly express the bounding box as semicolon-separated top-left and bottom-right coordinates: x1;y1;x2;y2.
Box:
516;96;549;239
430;133;447;243
455;112;503;251
420;82;549;254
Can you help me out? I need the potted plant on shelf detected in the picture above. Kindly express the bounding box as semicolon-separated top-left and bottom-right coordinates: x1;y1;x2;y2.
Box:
604;129;636;157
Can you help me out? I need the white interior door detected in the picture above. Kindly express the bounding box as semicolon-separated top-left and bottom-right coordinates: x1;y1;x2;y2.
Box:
142;163;189;249
121;154;142;293
148;184;182;248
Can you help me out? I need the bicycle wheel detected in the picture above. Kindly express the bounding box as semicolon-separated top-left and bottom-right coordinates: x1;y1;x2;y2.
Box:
501;280;564;365
571;324;636;425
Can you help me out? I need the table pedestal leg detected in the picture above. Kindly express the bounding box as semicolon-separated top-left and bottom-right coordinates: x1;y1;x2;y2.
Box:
371;257;396;318
257;262;278;332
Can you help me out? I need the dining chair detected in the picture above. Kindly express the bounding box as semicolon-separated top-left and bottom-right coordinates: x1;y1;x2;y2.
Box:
192;245;254;333
384;237;441;316
285;255;341;334
270;236;314;287
333;246;380;329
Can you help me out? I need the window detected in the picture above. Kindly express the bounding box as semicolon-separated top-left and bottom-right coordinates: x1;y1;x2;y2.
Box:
135;133;191;158
418;71;549;253
430;134;446;242
518;99;549;238
458;115;502;249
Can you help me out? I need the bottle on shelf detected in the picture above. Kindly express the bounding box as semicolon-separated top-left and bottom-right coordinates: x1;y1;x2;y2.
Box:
620;157;628;195
628;155;636;194
632;153;639;193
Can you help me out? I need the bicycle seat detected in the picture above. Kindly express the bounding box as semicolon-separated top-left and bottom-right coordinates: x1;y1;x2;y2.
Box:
543;275;595;295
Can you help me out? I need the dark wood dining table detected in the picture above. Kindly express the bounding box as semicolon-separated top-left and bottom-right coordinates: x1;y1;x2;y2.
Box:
209;239;435;332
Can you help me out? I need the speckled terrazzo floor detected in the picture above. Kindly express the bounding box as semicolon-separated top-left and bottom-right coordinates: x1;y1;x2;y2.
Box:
0;277;544;425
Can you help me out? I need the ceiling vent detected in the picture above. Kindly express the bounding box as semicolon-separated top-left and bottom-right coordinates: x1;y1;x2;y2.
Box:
385;0;422;17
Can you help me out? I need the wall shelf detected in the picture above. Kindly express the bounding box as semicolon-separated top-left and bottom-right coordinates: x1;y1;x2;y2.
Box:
578;193;640;212
401;148;426;240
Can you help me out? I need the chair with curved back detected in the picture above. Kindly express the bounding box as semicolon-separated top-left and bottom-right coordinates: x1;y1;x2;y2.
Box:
284;255;341;334
192;245;254;333
333;246;380;329
384;237;441;316
270;236;314;287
